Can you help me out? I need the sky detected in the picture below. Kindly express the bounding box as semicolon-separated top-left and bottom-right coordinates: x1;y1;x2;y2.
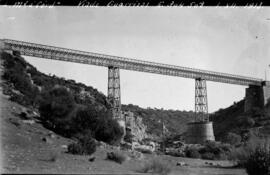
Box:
0;7;270;113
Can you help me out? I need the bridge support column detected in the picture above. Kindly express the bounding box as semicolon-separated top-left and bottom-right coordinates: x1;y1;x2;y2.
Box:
244;81;270;112
108;66;121;119
186;78;215;144
194;78;209;122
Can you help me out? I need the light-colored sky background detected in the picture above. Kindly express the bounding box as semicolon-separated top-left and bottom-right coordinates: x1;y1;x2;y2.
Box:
1;7;269;112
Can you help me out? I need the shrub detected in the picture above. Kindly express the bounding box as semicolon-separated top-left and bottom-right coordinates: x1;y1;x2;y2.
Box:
73;107;124;145
245;117;255;127
94;116;124;145
229;136;270;167
185;147;201;159
201;141;232;155
39;86;75;135
72;106;100;133
201;152;215;160
107;151;127;164
245;146;270;175
67;135;96;155
138;158;172;175
68;142;84;155
225;132;242;146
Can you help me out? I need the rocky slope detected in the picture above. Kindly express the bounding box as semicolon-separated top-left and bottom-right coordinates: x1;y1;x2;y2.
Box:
211;99;270;141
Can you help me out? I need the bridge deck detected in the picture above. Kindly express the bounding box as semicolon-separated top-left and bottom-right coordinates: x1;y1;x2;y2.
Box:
0;39;263;86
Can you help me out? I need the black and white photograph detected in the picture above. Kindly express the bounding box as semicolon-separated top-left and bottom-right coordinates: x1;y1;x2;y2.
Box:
0;6;270;175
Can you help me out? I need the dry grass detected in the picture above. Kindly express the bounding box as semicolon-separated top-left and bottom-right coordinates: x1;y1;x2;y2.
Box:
138;158;172;175
229;136;270;166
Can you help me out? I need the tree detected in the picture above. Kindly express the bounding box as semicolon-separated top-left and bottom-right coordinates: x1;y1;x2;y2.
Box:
39;86;75;135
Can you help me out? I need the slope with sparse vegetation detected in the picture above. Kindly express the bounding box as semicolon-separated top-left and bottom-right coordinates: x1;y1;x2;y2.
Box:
211;98;270;142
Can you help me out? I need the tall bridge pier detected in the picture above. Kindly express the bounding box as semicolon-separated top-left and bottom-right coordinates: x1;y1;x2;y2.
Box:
107;66;121;119
186;78;215;144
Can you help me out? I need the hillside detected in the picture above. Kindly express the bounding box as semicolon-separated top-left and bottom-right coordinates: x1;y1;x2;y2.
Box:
1;51;194;139
211;98;270;141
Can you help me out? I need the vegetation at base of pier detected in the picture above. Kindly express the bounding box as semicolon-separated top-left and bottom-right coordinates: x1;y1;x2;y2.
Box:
183;141;232;160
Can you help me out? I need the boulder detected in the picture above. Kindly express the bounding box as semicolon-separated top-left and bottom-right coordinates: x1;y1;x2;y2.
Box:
88;156;96;162
61;145;68;149
98;141;108;149
22;120;35;124
19;111;29;119
48;132;56;138
134;145;154;154
176;161;187;166
42;137;53;144
120;142;133;150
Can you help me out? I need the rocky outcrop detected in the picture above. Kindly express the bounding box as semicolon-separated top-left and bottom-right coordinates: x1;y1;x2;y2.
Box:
123;111;148;142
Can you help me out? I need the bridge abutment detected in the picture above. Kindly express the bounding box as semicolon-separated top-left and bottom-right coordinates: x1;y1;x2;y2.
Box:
244;81;270;112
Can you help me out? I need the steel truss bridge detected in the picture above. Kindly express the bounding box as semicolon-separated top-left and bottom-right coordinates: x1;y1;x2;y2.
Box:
0;39;264;120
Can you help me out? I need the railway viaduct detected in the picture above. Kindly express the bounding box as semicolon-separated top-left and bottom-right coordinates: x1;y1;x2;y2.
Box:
1;39;269;144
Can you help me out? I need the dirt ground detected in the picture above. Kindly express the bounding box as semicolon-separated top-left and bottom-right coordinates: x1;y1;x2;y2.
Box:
0;83;247;175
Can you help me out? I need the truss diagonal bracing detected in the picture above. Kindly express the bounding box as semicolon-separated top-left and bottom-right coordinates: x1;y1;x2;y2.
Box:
108;66;121;119
195;78;209;122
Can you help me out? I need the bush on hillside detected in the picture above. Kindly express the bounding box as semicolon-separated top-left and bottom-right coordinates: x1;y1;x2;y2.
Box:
67;134;96;155
224;132;242;146
2;54;40;106
71;106;100;133
73;106;124;145
94;116;124;145
245;146;270;175
229;136;270;167
39;86;76;136
39;86;123;144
